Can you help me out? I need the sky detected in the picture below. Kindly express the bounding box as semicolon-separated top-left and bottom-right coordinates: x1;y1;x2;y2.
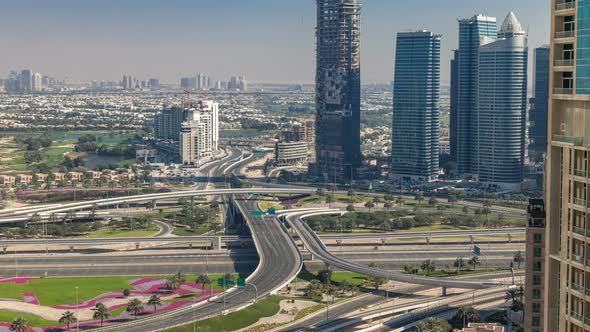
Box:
0;0;550;84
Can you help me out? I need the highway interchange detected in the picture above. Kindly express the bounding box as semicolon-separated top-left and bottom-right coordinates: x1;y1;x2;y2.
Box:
0;147;525;331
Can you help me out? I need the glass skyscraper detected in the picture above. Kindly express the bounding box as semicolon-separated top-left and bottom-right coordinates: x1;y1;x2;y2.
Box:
476;12;527;189
391;31;441;182
456;14;497;176
313;0;362;179
450;49;459;161
529;46;551;160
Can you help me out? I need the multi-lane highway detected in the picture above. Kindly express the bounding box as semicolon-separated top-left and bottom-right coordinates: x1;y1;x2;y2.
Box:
287;210;500;290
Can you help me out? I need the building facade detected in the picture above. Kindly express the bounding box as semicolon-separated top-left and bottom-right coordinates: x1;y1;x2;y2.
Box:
529;46;551;160
476;12;527;190
313;0;362;179
544;1;590;331
450;49;459;160
154;107;186;141
456;14;498;176
179;101;219;166
524;199;546;332
391;31;441;182
275;141;309;167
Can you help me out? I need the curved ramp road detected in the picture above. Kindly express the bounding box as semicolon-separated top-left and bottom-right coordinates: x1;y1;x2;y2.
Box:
91;203;305;332
287;211;501;290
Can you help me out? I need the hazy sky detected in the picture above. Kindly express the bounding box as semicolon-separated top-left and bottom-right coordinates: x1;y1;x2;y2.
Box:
0;0;550;84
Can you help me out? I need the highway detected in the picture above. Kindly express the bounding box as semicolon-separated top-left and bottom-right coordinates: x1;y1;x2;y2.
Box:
92;201;304;331
287;210;501;290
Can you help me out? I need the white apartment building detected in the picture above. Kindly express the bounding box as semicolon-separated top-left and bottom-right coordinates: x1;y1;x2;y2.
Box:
179;101;219;166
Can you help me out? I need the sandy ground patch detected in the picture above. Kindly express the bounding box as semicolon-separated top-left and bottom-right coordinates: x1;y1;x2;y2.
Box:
238;299;317;332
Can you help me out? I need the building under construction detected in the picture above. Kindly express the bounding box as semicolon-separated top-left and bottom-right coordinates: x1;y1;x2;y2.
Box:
313;0;362;179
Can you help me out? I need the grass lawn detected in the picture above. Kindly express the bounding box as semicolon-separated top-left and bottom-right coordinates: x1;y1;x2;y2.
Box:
296;271;368;286
110;306;127;317
0;274;238;309
259;200;281;212
165;295;283;332
81;227;159;238
0;311;58;327
398;225;473;233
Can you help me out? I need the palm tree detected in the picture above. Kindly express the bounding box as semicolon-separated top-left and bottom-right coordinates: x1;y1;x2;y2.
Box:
454;257;465;274
513;250;524;269
346;204;355;212
147;294;162;312
196;274;211;290
469;256;481;271
420;260;436;276
383;202;392;211
9;317;29;332
92;303;111;327
166;272;186;290
462;205;469;214
59;311;77;330
364;201;375;212
126;298;144;319
456;305;480;328
416;317;452;332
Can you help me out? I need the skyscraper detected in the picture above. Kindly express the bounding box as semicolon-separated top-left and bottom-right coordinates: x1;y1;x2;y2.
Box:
20;69;32;94
391;31;441;182
543;1;590;331
313;0;361;179
476;12;527;190
450;49;459;160
456;14;497;176
529;46;551;160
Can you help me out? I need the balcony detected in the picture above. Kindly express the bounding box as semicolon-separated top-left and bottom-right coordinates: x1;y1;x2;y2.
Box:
555;59;575;67
554;87;574;95
570;282;586;294
573;197;589;207
555;30;575;39
555;1;576;12
573;254;585;264
575;169;589;177
573;225;589;236
553;134;583;145
556;1;576;11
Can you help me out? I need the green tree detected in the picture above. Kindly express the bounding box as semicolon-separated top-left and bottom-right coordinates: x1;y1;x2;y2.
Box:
166;272;186;290
9;317;29;332
454;257;466;273
92;303;111;327
428;197;438;206
416;317;452;332
346;204;355;212
455;305;480;327
420;260;436;275
513;250;524;269
469;256;481;271
147;294;162;312
59;311;77;330
364;201;375;212
126;298;144;319
196;274;211;289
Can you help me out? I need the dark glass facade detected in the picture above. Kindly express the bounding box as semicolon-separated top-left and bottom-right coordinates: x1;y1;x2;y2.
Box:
391;31;441;181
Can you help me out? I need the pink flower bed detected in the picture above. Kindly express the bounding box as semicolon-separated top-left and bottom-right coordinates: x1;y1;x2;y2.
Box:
0;277;221;331
0;277;39;284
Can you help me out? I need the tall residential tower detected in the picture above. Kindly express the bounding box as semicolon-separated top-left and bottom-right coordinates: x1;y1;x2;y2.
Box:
313;0;362;179
456;14;497;176
476;12;528;190
529;46;551;161
544;0;590;331
391;31;441;182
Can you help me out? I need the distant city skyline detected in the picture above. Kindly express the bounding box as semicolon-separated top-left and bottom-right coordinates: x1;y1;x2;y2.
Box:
0;0;549;84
